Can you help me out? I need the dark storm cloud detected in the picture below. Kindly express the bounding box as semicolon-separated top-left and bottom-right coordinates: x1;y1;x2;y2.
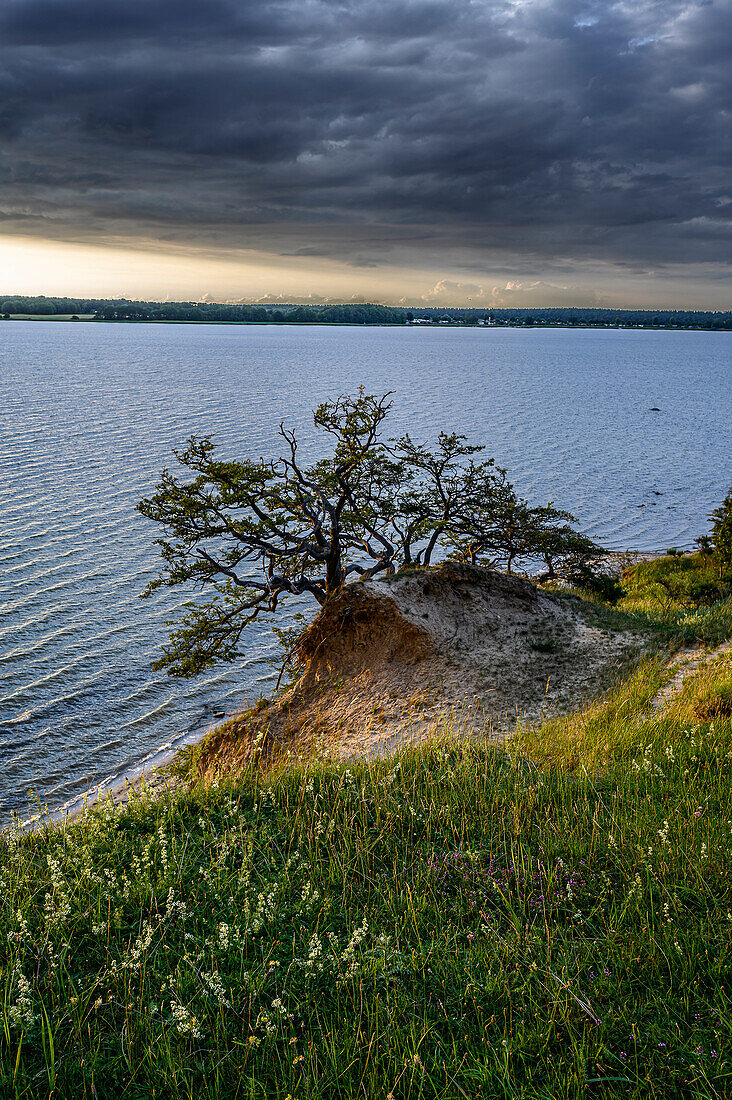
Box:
0;0;730;272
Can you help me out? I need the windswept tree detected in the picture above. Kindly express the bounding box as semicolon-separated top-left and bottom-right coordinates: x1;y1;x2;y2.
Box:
139;389;599;676
447;490;605;579
138;390;407;675
525;512;605;582
463;494;536;575
441;468;520;568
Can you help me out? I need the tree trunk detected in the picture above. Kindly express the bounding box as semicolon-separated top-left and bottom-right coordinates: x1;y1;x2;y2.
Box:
325;529;343;596
422;525;443;567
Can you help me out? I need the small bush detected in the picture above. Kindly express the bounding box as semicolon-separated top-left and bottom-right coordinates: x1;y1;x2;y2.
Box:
710;486;732;576
566;563;623;604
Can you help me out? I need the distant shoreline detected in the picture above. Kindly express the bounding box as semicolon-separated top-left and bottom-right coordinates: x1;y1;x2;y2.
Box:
2;297;730;330
3;316;730;332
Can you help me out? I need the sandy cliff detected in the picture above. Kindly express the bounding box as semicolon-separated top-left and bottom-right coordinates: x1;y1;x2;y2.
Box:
193;564;647;780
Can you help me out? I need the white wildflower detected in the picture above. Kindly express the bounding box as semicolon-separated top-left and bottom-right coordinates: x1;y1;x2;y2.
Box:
165;887;189;922
8;968;34;1031
201;970;231;1009
170;1000;203;1039
126;920;155;970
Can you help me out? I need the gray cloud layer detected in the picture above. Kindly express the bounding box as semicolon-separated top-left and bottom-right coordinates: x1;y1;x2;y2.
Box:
1;0;730;286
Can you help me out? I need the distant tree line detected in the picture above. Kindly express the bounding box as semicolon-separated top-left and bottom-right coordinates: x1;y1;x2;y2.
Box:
480;308;732;330
0;295;110;316
1;295;731;329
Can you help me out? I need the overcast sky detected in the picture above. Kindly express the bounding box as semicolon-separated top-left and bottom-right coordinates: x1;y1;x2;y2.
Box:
1;0;730;306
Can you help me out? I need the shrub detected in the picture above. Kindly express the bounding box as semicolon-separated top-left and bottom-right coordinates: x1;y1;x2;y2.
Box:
565;562;623;604
710;487;732;578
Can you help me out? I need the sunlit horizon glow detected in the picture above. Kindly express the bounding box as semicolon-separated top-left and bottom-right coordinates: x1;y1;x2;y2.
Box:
2;234;730;310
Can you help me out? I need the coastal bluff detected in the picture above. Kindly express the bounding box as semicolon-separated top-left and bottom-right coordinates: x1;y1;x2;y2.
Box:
191;564;647;781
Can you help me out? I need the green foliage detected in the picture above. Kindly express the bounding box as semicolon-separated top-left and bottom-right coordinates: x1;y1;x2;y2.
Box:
532;521;606;583
566;562;623;604
710;488;732;578
3;642;732;1098
623;553;730;609
616;553;732;645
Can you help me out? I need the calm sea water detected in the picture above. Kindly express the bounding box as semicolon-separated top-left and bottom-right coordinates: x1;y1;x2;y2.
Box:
1;322;730;821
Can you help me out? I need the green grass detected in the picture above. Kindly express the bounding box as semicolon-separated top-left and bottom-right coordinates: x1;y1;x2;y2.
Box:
538;553;732;652
2;555;732;1099
615;553;732;644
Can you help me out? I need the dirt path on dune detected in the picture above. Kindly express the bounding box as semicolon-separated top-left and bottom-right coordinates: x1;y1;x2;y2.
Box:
649;640;732;712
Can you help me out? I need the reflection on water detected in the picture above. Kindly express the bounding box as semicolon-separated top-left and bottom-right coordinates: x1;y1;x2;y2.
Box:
1;322;730;821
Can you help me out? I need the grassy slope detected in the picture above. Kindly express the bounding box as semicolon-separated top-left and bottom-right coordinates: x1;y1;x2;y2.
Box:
2;557;732;1099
